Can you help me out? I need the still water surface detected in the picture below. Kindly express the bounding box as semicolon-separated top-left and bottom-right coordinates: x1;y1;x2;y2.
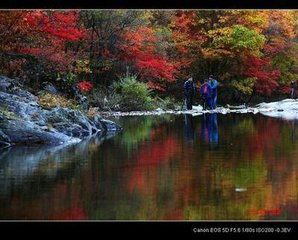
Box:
0;113;298;220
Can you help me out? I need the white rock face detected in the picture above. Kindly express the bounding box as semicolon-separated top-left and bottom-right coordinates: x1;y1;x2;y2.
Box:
257;99;298;120
99;99;298;120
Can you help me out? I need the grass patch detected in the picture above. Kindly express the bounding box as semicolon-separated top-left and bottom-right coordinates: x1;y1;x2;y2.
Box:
38;93;80;110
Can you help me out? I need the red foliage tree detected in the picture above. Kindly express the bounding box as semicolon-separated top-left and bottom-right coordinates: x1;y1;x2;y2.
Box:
20;11;87;74
244;56;280;96
170;11;205;76
0;11;31;77
119;26;178;91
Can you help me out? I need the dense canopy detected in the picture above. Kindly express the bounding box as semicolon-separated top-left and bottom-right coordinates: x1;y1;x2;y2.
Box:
0;10;297;102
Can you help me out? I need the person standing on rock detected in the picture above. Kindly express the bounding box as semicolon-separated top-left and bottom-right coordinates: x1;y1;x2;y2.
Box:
208;75;218;110
200;79;212;110
183;77;195;110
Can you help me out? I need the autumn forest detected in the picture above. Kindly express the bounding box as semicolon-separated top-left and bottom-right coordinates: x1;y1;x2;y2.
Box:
1;10;298;110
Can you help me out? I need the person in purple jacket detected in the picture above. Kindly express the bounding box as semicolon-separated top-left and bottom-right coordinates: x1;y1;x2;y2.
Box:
200;78;212;110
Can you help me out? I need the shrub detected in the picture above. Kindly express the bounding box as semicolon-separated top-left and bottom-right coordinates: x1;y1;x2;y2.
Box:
88;86;122;111
231;77;257;95
112;75;156;111
155;96;178;110
78;81;93;92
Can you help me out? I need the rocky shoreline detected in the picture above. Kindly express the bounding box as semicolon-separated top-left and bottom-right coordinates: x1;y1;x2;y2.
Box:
0;76;122;148
96;98;298;120
1;75;297;149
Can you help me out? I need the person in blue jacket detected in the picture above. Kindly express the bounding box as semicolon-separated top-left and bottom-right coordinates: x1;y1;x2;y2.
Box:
200;79;212;110
208;75;218;109
183;77;195;110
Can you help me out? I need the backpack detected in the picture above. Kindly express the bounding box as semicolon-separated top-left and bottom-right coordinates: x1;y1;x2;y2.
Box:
203;84;208;94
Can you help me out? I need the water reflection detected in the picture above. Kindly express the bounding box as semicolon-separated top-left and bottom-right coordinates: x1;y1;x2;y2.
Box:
184;114;195;143
200;113;218;146
0;134;105;198
1;114;298;220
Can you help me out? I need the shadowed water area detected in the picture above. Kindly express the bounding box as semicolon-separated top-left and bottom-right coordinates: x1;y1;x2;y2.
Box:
0;113;298;220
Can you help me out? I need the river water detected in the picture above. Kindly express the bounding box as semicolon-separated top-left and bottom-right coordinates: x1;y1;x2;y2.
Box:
0;113;298;220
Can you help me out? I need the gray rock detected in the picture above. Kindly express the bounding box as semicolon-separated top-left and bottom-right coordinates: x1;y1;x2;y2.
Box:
93;115;105;130
0;76;37;102
100;119;123;132
0;76;122;147
0;129;11;148
46;108;100;137
1;117;78;145
42;82;58;94
0;91;43;122
93;115;122;133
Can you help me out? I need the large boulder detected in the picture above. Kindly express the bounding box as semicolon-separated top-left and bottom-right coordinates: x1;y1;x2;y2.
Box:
0;117;79;146
46;108;98;138
0;76;122;147
0;76;37;102
93;115;122;138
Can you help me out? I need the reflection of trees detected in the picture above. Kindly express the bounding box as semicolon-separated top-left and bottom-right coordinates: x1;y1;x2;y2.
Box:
190;115;298;220
0;135;112;219
120;115;298;220
115;115;173;149
0;139;95;195
0;117;175;219
1;115;298;220
127;129;180;193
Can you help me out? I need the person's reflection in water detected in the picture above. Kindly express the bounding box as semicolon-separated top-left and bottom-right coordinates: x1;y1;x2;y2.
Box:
184;114;195;143
200;113;219;146
291;119;296;143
